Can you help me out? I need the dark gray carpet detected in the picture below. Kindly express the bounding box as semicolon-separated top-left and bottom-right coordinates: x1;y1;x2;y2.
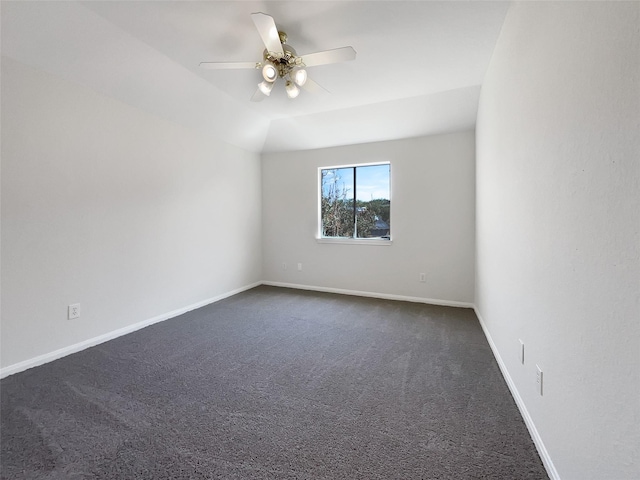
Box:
1;286;548;479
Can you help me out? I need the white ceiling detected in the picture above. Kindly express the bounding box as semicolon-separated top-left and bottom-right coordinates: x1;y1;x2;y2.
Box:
1;1;510;153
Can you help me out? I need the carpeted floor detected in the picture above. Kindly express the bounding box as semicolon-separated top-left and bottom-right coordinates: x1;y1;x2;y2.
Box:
1;286;548;479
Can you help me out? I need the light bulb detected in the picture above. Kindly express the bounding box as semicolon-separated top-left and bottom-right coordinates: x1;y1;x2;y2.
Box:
258;81;274;96
292;68;307;87
262;63;277;82
285;80;300;99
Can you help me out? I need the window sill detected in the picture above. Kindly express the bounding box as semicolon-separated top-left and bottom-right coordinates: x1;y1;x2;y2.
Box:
316;237;393;246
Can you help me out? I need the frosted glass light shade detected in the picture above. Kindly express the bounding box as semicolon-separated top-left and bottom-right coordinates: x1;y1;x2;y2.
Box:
258;81;274;96
262;63;277;82
292;68;307;86
285;80;300;98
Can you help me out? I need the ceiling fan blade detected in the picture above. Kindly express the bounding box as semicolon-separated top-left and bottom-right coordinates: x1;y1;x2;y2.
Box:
251;12;284;56
302;77;330;95
199;62;257;70
301;46;356;68
250;88;266;102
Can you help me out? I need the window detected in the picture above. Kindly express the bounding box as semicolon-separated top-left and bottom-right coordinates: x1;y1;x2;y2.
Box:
320;163;391;241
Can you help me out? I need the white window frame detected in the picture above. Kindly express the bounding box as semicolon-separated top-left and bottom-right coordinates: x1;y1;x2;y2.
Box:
317;162;392;245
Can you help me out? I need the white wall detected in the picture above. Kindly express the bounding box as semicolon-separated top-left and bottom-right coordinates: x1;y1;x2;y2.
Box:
1;58;263;370
476;2;639;479
262;132;475;304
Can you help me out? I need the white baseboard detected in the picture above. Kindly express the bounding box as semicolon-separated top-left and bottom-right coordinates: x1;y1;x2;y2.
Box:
474;307;560;480
0;281;262;379
262;281;474;309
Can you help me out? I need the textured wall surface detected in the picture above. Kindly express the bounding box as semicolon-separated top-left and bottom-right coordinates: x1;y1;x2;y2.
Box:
262;132;476;304
475;2;639;479
1;58;263;369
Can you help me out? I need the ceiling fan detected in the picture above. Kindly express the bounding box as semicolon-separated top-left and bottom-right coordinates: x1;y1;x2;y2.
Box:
199;13;356;101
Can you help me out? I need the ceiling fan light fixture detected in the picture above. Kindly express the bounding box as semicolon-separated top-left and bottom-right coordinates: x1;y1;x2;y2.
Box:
285;80;300;99
292;67;307;87
258;81;275;96
262;62;278;82
200;14;356;102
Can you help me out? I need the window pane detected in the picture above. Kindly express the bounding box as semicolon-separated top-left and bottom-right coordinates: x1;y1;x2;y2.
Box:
321;167;354;238
355;164;390;239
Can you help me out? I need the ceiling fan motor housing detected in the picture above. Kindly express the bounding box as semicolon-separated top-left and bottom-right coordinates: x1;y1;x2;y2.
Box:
263;35;303;79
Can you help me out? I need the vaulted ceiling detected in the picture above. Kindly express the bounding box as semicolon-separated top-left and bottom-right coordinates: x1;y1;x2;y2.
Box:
1;1;510;153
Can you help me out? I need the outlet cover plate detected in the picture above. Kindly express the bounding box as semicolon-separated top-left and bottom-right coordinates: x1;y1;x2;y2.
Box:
68;303;81;320
536;365;543;396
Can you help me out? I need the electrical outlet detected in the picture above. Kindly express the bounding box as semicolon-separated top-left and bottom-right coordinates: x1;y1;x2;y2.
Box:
519;339;525;365
536;365;543;396
297;263;302;271
419;273;426;282
68;303;81;320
